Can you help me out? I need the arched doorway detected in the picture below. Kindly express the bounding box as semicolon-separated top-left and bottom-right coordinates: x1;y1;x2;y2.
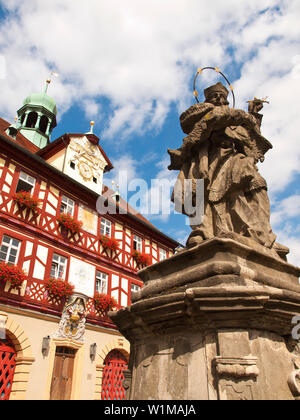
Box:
101;349;128;400
0;337;16;400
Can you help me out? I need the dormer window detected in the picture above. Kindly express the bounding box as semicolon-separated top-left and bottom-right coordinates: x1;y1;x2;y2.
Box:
16;171;36;193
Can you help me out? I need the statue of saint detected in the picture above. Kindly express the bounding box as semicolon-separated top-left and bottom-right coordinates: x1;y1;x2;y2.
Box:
168;82;288;259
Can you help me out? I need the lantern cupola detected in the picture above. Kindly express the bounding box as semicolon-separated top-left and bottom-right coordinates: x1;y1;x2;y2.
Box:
16;78;57;149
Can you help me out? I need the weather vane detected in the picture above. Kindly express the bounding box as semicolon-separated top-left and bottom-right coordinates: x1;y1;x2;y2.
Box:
193;66;235;107
44;71;59;93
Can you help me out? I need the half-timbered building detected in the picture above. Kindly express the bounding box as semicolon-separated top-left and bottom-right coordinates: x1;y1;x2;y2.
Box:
0;83;178;400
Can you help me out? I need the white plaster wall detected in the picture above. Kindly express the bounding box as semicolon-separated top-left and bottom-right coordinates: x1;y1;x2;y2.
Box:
62;137;107;195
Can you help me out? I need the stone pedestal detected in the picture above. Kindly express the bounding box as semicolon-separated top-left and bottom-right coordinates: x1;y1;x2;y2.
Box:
110;237;300;400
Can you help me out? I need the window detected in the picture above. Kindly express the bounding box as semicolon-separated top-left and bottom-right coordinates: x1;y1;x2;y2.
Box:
133;235;142;252
50;253;67;279
16;171;36;193
159;248;167;261
26;112;38;128
0;235;21;265
70;162;75;170
131;283;141;294
60;196;75;216
100;218;112;237
95;271;108;294
39;115;49;134
93;177;98;184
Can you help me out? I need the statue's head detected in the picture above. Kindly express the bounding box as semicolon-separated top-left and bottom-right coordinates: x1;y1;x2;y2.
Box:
204;82;229;106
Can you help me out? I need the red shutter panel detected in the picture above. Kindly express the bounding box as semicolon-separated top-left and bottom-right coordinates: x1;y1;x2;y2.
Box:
101;350;128;400
0;338;16;400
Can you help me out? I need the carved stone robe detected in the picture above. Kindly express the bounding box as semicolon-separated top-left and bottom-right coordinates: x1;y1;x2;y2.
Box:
169;104;276;248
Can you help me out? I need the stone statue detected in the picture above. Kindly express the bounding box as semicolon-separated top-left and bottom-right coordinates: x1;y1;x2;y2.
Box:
111;79;300;401
168;82;288;259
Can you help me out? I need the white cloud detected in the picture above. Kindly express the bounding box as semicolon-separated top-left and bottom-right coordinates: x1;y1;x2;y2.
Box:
271;195;300;227
105;154;138;187
1;0;297;139
0;0;299;260
275;230;300;267
270;195;300;266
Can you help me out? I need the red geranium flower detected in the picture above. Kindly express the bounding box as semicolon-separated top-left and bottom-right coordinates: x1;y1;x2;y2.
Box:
57;213;83;234
0;262;27;289
93;293;117;313
131;250;151;267
99;235;119;251
13;191;41;212
44;278;74;299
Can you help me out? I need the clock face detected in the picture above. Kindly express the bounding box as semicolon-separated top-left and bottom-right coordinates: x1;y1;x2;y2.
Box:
78;161;93;180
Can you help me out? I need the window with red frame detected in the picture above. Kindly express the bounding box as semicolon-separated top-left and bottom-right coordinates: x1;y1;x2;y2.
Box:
50;253;68;280
100;218;112;237
60;195;75;216
95;270;108;294
0;235;21;265
131;283;141;294
159;248;167;261
133;235;142;252
15;171;36;193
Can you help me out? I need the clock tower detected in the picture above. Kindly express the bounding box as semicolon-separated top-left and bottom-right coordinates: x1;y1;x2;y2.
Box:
37;122;113;195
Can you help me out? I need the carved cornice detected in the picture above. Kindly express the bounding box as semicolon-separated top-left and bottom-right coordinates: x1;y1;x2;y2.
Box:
214;357;259;378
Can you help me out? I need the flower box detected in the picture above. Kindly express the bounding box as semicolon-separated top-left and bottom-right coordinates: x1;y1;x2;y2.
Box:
57;213;82;234
0;262;27;289
44;278;74;299
131;250;151;267
93;293;117;314
13;190;41;212
99;235;119;251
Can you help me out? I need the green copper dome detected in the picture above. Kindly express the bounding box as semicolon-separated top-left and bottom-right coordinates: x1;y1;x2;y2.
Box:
23;92;57;115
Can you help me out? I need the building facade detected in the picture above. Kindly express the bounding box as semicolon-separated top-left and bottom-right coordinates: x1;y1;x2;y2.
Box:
0;85;178;400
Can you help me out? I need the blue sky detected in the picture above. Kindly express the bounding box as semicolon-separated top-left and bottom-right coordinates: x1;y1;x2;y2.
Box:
0;0;299;265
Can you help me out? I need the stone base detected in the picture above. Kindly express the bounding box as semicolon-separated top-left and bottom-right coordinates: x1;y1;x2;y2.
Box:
110;238;300;400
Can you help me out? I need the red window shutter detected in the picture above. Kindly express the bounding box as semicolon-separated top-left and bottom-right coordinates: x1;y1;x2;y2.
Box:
101;350;128;400
0;338;16;400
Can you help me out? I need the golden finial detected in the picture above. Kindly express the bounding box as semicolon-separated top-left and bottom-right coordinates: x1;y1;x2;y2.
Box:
90;121;95;134
44;72;59;93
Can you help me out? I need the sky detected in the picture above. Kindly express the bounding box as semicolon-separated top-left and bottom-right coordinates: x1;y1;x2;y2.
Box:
0;0;299;265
